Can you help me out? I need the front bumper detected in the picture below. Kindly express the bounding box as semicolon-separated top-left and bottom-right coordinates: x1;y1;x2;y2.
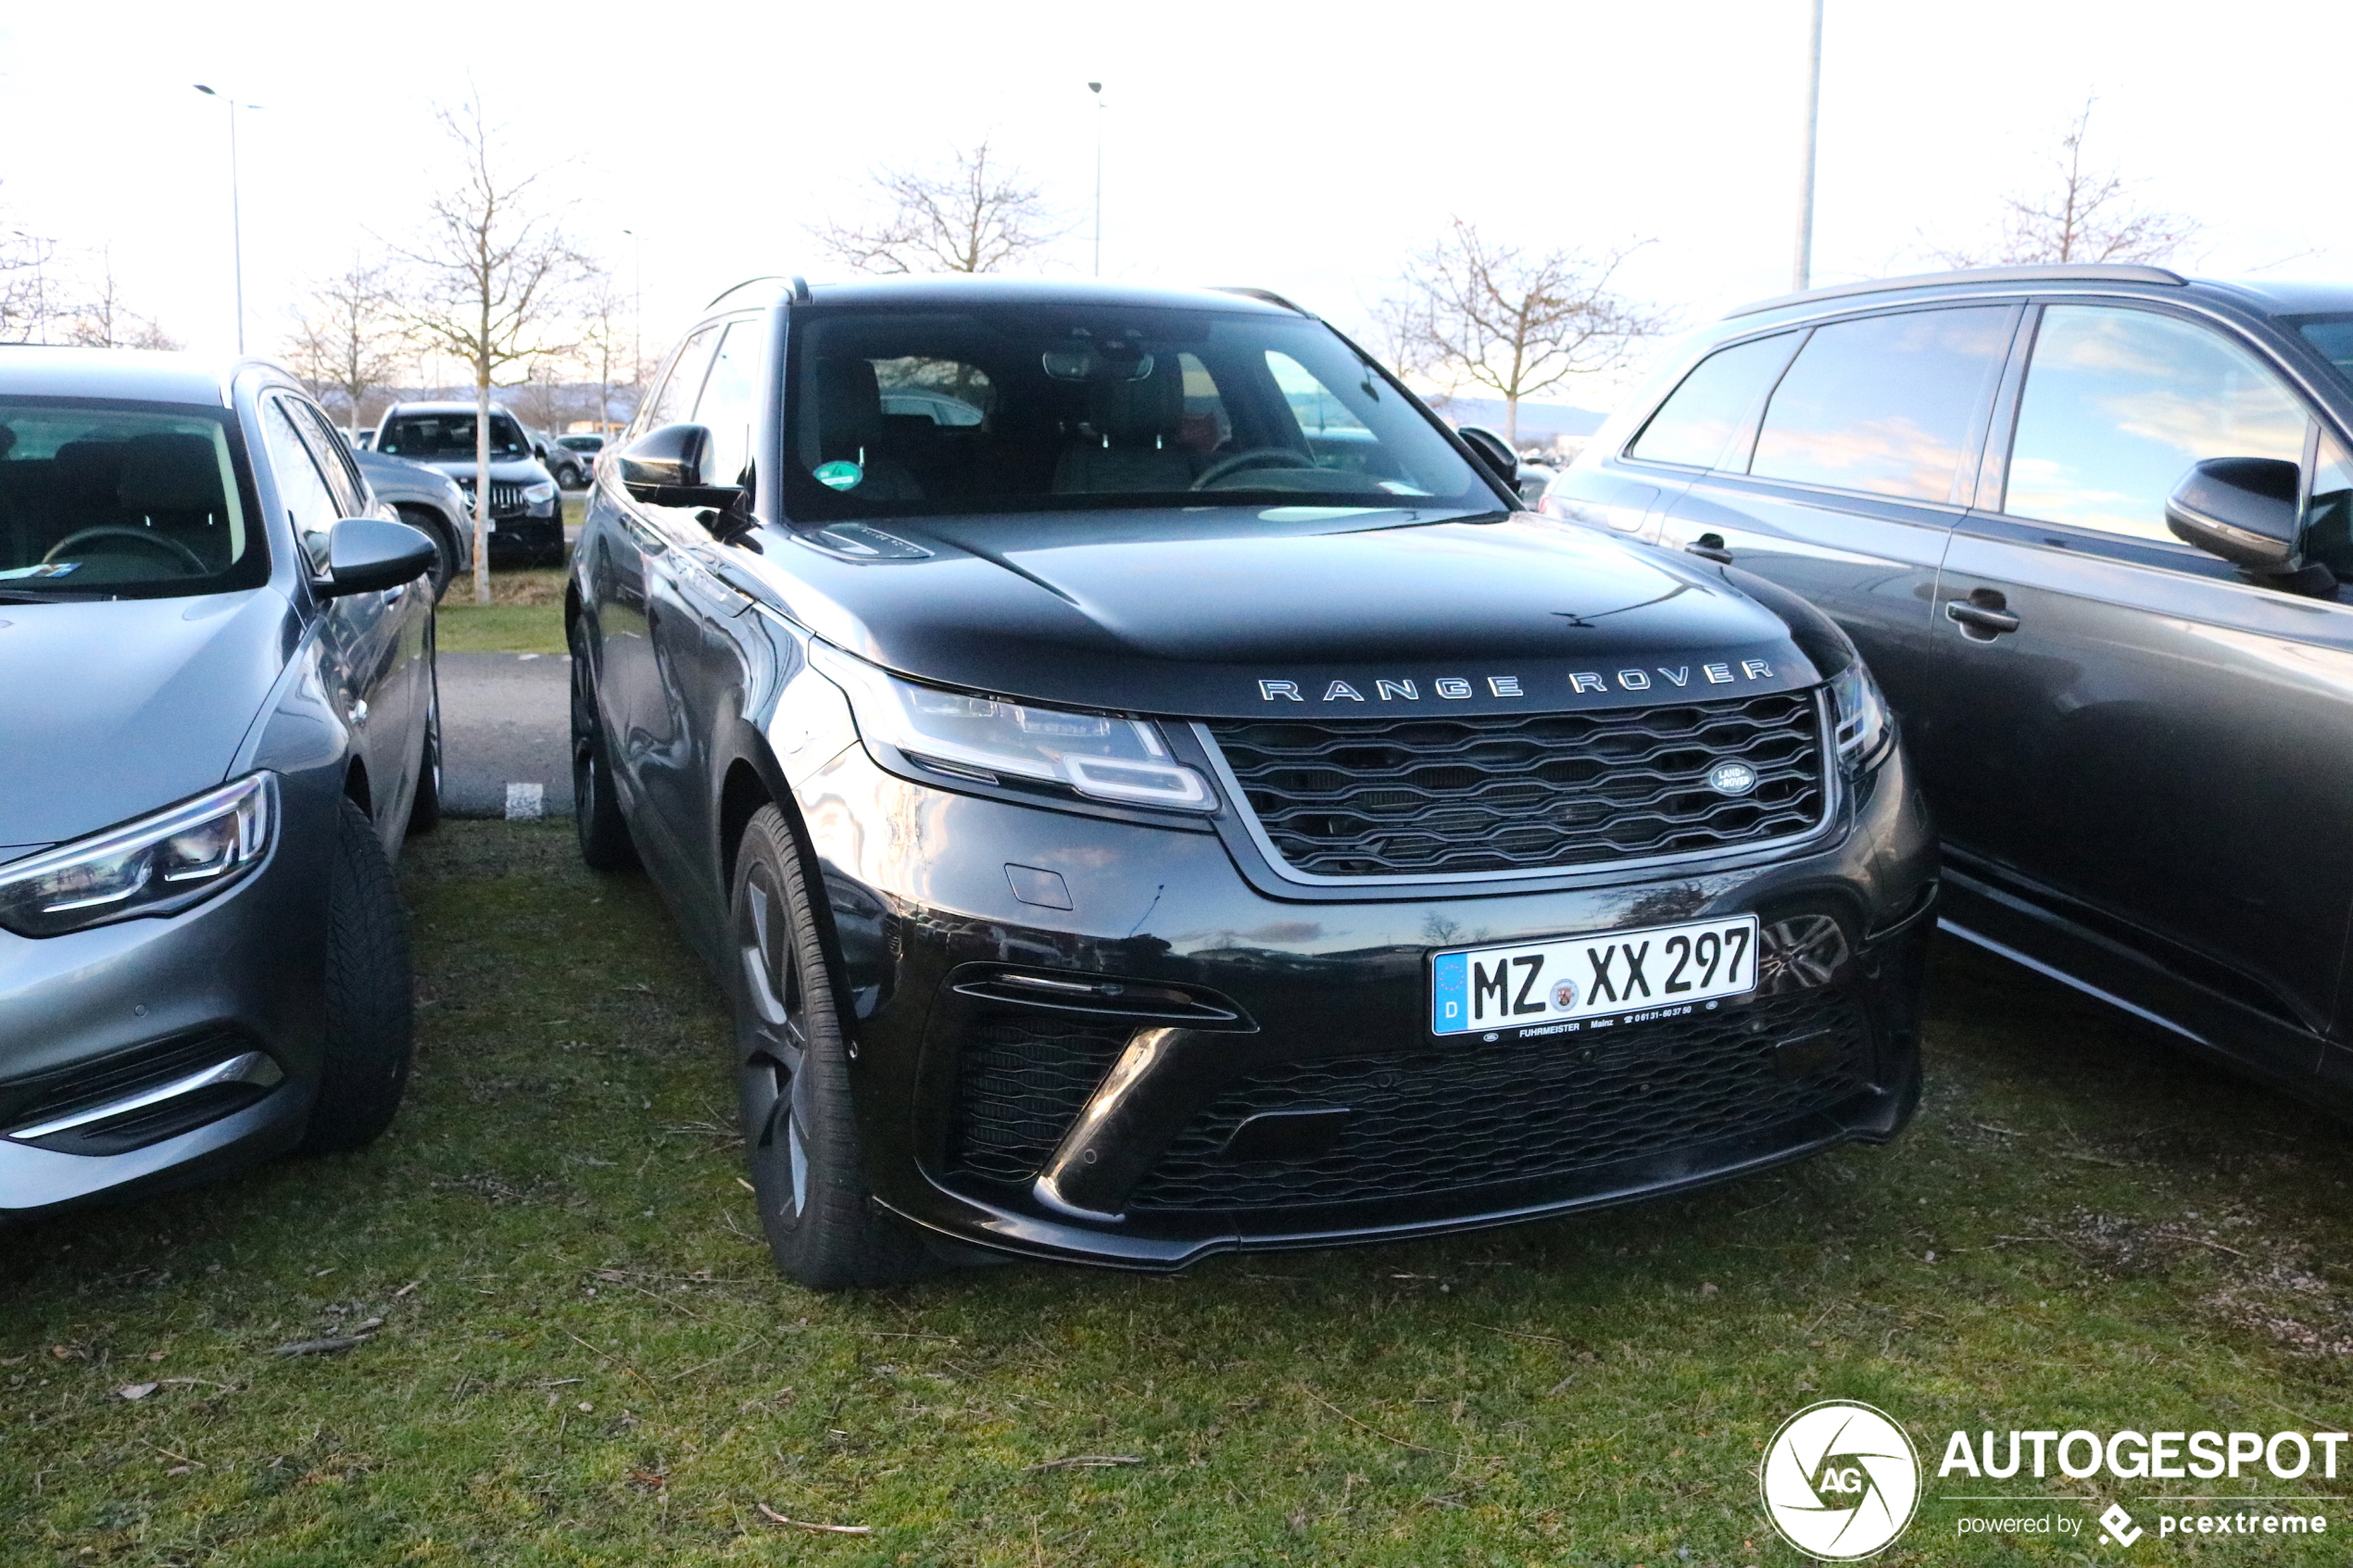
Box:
791;736;1937;1271
0;782;337;1220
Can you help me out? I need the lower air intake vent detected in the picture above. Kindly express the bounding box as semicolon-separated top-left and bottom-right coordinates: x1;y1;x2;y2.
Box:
1128;989;1870;1212
945;1014;1133;1183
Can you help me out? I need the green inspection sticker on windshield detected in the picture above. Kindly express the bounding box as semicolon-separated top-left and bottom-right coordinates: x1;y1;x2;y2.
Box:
812;460;863;491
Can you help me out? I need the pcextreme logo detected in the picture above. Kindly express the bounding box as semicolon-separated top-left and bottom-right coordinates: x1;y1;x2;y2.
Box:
1761;1400;1922;1560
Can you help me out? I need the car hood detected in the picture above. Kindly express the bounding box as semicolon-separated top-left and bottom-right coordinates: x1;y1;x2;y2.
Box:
0;589;296;847
724;506;1829;720
399;457;547;483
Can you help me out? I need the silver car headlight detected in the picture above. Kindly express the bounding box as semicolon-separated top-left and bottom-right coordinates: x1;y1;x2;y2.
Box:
811;644;1214;811
0;773;276;938
1829;661;1893;771
523;480;559;506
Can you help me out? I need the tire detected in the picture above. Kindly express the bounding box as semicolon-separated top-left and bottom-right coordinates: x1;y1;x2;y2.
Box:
731;805;936;1289
396;506;458;601
569;630;638;872
407;634;443;836
301;798;416;1152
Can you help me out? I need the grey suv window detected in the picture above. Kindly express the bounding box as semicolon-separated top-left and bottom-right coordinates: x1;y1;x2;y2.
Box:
2003;306;2309;541
1749;307;2010;502
1624;333;1796;469
262;396;343;572
695;319;762;488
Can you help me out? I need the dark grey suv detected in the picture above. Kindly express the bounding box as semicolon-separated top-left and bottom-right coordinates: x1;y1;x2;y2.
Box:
1545;262;2353;1110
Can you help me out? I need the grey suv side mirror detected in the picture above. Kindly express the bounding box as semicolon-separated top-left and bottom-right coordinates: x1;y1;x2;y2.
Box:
617;422;741;508
321;516;437;597
2167;458;2299;573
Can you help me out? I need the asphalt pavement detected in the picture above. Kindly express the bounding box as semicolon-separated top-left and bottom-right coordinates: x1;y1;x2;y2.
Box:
439;652;573;820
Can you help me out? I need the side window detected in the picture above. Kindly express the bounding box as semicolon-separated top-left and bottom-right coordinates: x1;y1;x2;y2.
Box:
1176;352;1228;455
291;401;367;518
1625;333;1799;470
694;319;763;488
639;324;721;434
2004;306;2311;542
2300;431;2353;576
1749;307;2011;502
1265;350;1370;470
261;397;343;571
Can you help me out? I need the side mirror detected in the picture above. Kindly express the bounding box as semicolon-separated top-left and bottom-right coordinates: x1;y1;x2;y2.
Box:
2167;458;2300;573
618;422;740;507
321;516;437;597
534;442;548;460
1456;424;1521;491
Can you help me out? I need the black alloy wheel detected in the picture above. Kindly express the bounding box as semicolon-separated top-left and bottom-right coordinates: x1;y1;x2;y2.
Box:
407;631;443;835
729;805;934;1289
568;631;637;872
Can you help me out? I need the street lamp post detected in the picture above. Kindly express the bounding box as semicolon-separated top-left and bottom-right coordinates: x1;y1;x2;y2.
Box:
193;84;259;354
1792;0;1824;292
1088;81;1104;278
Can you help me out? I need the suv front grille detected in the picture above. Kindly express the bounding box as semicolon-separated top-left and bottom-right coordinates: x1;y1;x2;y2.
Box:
945;1014;1133;1183
1128;988;1871;1212
1203;691;1827;879
457;478;528;515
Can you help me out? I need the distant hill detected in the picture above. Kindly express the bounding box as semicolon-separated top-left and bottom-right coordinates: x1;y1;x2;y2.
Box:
1424;395;1610;441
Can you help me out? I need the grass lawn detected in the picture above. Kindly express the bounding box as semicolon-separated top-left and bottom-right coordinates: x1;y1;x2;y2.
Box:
6;821;2353;1563
433;568;568;657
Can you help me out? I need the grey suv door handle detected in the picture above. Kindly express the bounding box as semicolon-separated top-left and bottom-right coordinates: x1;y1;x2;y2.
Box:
1944;593;2020;636
1686;532;1734;565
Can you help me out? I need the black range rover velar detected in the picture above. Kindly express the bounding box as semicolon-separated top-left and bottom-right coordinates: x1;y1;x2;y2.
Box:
568;277;1937;1286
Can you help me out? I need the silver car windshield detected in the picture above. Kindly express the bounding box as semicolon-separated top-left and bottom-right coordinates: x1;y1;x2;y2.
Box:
0;401;265;598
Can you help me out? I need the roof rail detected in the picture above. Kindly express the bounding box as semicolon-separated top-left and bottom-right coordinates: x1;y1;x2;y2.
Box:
1212;285;1310;315
1728;263;2188;318
701;274;810;310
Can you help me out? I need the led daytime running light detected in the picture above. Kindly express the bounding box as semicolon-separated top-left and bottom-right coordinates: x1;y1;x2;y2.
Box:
0;773;277;938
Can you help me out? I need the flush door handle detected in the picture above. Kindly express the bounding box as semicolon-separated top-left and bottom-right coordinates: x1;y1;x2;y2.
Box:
1944;589;2020;637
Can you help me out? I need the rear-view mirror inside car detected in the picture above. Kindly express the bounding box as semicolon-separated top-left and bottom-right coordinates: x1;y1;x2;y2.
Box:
2166;457;2301;574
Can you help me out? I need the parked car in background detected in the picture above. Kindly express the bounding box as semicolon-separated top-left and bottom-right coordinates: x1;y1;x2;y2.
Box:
566;275;1934;1288
373;401;565;566
1550;261;2353;1113
557;432;607;465
0;347;441;1222
348;428;375;450
523;421;591;489
349;445;472;598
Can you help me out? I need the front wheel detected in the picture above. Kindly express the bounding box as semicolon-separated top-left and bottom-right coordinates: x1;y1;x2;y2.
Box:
569;630;637;871
301;799;415;1152
731;805;935;1289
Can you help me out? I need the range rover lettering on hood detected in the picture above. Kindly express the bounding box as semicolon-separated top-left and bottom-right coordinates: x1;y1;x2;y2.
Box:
1259;659;1781;704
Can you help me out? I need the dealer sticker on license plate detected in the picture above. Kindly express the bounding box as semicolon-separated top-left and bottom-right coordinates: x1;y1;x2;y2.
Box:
1428;914;1760;1037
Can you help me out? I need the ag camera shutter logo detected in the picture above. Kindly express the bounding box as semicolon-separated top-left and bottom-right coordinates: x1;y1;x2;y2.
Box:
1761;1400;1921;1560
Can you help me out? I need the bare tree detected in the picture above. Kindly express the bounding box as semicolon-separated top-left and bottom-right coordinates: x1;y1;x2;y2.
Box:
1380;220;1665;447
1929;100;2197;269
811;139;1064;275
284;261;407;436
0;222;60;344
58;252;180;351
573;268;639;433
389;96;585;604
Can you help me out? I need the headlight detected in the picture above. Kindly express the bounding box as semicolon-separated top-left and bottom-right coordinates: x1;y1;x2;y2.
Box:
523;480;559;506
1829;660;1893;770
811;644;1215;811
0;773;276;938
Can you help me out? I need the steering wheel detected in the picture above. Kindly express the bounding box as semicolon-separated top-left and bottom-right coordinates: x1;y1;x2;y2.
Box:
44;526;208;574
1190;447;1314;490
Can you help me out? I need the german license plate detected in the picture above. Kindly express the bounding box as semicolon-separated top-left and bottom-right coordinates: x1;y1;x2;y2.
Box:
1428;914;1760;1037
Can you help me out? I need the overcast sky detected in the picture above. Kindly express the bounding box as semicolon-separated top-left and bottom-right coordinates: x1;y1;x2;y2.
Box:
3;0;2343;409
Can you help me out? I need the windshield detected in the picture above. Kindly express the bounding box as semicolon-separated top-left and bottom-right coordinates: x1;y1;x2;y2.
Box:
0;399;266;598
378;411;529;460
779;306;1493;520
